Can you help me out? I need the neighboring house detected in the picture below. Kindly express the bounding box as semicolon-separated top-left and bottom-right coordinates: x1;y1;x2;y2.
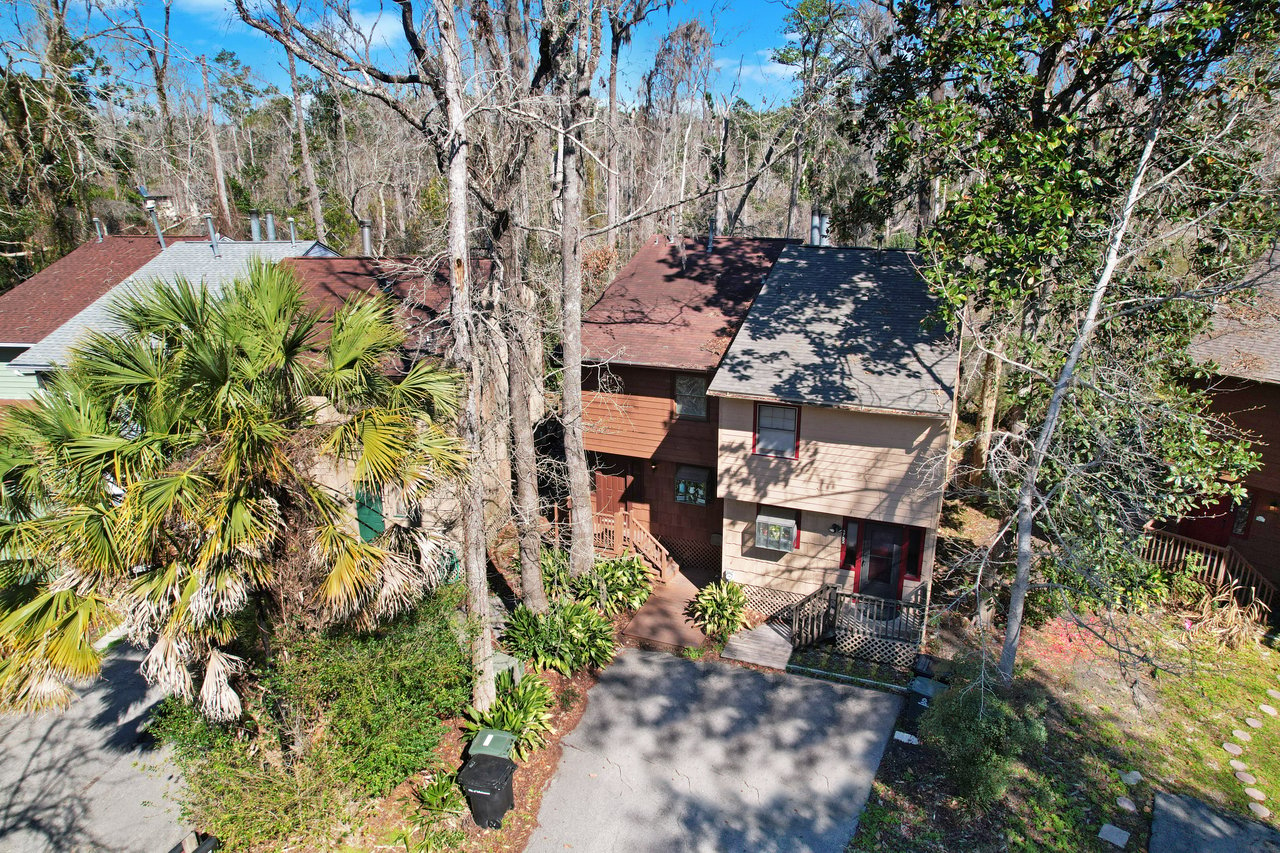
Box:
584;235;958;664
582;236;794;577
0;235;168;402
708;247;957;644
1166;249;1280;594
12;236;337;376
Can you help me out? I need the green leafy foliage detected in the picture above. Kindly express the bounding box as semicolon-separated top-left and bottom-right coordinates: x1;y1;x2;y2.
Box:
571;555;653;615
686;580;748;642
148;591;472;848
462;670;555;761
919;681;1048;807
501;599;617;675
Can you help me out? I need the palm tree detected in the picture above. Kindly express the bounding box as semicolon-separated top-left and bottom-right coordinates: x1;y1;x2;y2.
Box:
0;261;465;719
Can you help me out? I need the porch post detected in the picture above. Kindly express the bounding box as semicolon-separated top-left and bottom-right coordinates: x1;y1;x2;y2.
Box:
614;509;626;556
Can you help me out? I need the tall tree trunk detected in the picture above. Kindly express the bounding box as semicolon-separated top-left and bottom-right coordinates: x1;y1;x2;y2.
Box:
434;0;496;711
966;345;1003;487
283;38;326;241
997;121;1159;683
784;137;802;239
561;116;595;578
200;57;234;233
605;32;622;249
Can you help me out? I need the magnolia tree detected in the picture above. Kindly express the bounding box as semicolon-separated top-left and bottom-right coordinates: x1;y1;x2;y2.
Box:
844;0;1280;681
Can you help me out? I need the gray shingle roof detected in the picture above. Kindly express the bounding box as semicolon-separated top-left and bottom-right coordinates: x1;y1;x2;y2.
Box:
707;246;957;416
1189;248;1280;386
13;239;336;370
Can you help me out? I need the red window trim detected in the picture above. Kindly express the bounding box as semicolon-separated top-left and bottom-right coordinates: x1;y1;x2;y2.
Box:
752;402;800;459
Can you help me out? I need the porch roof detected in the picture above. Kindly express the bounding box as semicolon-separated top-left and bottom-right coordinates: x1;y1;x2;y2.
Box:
1190;247;1280;387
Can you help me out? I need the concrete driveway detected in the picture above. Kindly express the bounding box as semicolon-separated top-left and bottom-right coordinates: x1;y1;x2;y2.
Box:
0;646;185;853
526;649;902;853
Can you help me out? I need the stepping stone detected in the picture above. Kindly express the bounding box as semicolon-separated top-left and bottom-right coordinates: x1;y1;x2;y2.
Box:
1099;823;1131;848
1120;769;1143;786
1250;802;1272;819
1245;788;1266;802
1247;717;1265;729
1237;771;1258;785
1268;689;1280;701
1235;729;1254;742
1116;795;1137;812
1225;742;1244;756
1262;704;1278;717
1231;759;1250;772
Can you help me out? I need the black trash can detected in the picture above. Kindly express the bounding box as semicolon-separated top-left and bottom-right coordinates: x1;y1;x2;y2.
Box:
457;753;516;829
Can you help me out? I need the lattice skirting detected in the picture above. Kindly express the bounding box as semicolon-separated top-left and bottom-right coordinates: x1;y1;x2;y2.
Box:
659;537;722;576
834;632;919;668
740;583;805;620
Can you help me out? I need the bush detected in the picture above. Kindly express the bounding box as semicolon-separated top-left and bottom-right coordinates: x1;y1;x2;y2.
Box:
150;587;474;848
540;547;573;599
572;555;653;615
462;670;554;760
918;682;1047;807
686;579;748;641
502;599;617;675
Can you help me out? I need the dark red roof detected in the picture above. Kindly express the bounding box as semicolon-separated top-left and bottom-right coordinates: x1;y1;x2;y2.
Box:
0;235;167;345
582;236;794;371
286;256;491;357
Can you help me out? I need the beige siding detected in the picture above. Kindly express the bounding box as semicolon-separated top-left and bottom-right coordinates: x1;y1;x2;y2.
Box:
721;498;934;601
715;397;949;527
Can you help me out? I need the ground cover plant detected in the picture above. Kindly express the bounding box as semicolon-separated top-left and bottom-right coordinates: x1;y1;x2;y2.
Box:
501;599;617;675
687;579;749;642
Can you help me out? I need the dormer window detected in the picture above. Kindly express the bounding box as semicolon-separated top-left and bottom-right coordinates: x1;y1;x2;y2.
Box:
674;374;708;419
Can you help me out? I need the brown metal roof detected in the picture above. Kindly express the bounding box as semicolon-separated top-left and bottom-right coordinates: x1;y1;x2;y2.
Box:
0;235;166;345
1190;248;1280;386
582;236;794;371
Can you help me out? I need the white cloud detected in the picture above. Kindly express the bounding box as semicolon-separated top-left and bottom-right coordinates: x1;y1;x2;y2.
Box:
714;55;794;85
173;0;233;14
348;7;405;51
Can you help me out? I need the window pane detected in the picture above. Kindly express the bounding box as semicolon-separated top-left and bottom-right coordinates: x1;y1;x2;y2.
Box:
758;405;796;430
755;506;797;552
675;375;707;418
675;465;709;506
756;427;795;456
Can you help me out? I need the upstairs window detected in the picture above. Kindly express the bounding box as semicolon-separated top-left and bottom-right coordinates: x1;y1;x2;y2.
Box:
755;505;799;552
754;404;798;458
675;465;710;506
675;374;708;419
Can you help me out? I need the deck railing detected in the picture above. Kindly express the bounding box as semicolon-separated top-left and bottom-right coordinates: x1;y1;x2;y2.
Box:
1143;528;1277;614
784;586;928;651
789;585;836;648
592;509;677;581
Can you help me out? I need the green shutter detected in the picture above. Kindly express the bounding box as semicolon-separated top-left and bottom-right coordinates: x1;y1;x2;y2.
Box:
355;487;385;542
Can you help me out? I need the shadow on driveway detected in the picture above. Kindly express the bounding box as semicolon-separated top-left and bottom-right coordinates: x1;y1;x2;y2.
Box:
526;649;902;852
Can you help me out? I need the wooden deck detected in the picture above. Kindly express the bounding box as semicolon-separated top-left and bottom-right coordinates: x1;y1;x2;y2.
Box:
721;622;794;670
623;570;707;651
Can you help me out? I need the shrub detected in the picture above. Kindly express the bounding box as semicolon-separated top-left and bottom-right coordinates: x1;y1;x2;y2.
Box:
918;682;1047;807
686;579;748;641
540;547;572;599
502;599;617;675
572;554;653;615
462;670;555;760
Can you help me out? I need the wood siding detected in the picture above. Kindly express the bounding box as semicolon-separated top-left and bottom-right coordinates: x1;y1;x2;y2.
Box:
720;497;934;600
583;365;718;465
715;397;950;526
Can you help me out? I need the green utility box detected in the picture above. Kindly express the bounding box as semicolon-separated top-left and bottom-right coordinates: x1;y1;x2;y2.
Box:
470;728;517;759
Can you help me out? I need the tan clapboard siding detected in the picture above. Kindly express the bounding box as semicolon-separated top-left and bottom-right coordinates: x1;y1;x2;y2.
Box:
583;365;718;465
721;498;934;599
715;397;948;527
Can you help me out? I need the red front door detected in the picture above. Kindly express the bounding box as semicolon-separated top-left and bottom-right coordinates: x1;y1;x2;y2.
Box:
1177;497;1234;547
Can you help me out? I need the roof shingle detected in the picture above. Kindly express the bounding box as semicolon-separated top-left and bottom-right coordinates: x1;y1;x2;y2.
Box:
708;246;957;417
1189;249;1280;386
582;236;794;371
0;236;167;345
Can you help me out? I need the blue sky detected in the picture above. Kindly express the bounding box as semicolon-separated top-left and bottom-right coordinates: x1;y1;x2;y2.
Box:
111;0;798;107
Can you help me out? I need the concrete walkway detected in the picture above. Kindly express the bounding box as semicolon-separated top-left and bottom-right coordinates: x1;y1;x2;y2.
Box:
526;649;901;852
1150;792;1280;853
0;647;184;853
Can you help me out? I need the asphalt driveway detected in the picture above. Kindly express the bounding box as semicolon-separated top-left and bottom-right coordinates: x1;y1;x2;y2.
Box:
0;646;185;853
526;649;902;853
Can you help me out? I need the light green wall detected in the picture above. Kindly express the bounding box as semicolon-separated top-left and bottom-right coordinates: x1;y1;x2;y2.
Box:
0;347;41;401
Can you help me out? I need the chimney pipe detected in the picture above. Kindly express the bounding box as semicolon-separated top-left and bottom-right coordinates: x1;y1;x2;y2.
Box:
707;216;716;253
819;213;831;247
359;219;373;256
204;214;221;257
249;209;262;242
146;199;167;249
265;211;277;241
92;217;105;242
809;208;822;247
287;217;297;244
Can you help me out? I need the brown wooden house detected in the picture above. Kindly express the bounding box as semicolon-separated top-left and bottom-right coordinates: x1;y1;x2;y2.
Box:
582;236;793;579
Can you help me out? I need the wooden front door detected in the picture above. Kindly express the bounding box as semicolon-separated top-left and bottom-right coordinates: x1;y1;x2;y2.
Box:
1177;496;1235;547
593;467;632;515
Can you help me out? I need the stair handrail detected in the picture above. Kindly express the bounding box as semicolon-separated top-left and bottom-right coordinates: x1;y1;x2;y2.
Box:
1143;527;1277;613
591;508;677;581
